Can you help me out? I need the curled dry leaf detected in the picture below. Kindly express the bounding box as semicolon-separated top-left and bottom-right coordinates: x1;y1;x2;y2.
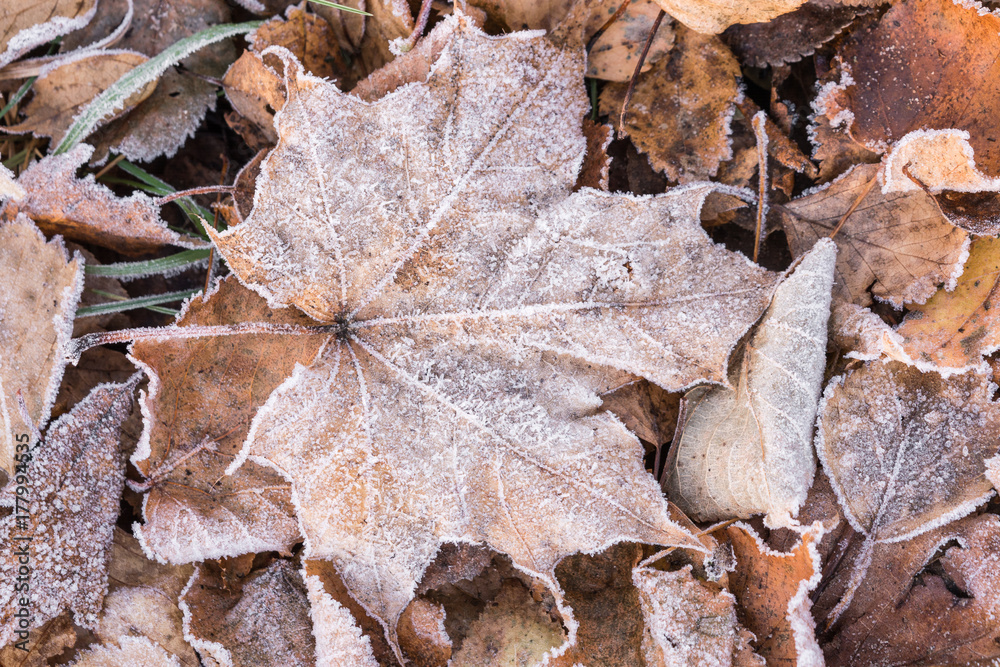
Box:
0;0;97;69
70;635;181;667
576;119;613;192
303;571;380;667
397;598;451;666
204;15;786;639
0;375;139;646
651;0;807;34
818;513;1000;666
721;3;861;68
600;25;741;183
726;522;824;667
130;277;314;564
5;145;207;254
666;240;835;527
222;51;286;146
4;51;155;146
634;565;762;667
98;528;198;666
250;4;340;80
180;560;316;667
779;163;970;308
0;215;82;475
816;361;1000;619
827;0;1000;173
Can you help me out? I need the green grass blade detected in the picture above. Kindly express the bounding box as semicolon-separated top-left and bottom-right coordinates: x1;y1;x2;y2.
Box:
117;159;216;236
307;0;372;15
85;249;212;279
76;288;200;318
54;21;263;154
0;77;36;120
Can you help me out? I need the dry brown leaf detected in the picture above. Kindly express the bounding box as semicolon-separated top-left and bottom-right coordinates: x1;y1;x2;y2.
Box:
356;0;413;76
70;635;182;667
666;240;835;527
397;598;451;666
815;360;1000;619
0;613;76;667
4;51;155;146
222;52;285;146
827;0;1000;174
129;277;317;564
449;579;565;666
634;565;762;667
251;4;340;80
98;528;198;666
86;0;236;163
601;379;680;448
651;0;807;34
726;522;824;667
180;560;315;666
893;236;1000;372
734;96;817;179
599;25;740;183
779;163;970;308
550;543;646;667
0;375;138;646
0;0;96;69
0;214;82;475
817;512;1000;666
6;145;207;254
720;3;861;68
575;119;613;192
201;14;787;641
467;0;574;32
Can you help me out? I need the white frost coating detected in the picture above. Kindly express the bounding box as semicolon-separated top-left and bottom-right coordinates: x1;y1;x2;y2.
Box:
881;128;1000;194
785;524;825;667
807;66;856;155
126;359;159;467
0;162;24;201
303;570;378;667
952;0;1000;18
46;242;85;434
230;0;267;13
57;0;136;61
35;47;147;81
666;240;837;527
178;567;235;667
0;2;98;69
815;361;1000;619
70;635;182;667
987;453;1000;491
132;517;169;565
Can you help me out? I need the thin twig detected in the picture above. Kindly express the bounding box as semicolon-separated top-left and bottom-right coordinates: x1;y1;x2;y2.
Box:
619;9;665;135
397;0;434;53
829;171;879;239
751;111;769;263
585;0;632;53
94;154;126;180
155;185;235;205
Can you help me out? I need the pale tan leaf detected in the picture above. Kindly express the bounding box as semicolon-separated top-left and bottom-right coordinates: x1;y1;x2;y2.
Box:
634;565;761;667
0;0;97;69
0;214;82;475
599;25;740;183
6;145;207;254
881;128;1000;194
98;528;198;666
450;580;565;667
130;277;314;564
651;0;807;34
180;560;315;667
397;598;451;666
71;635;181;667
780;163;970;308
666;239;836;527
5;51;155;146
815;361;1000;620
303;570;379;667
0;163;24;201
0;376;138;646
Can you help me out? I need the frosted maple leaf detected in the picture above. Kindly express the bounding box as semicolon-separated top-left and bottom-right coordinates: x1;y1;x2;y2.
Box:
74;12;783;651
